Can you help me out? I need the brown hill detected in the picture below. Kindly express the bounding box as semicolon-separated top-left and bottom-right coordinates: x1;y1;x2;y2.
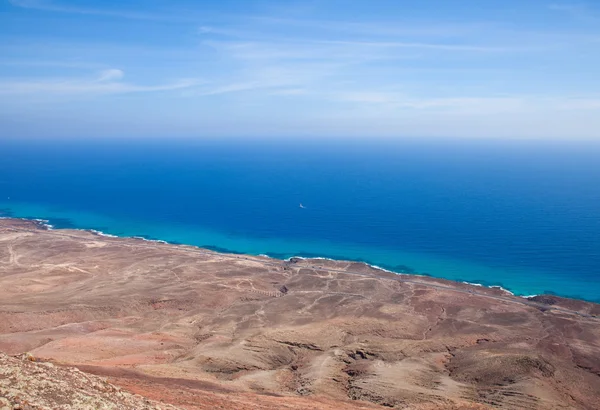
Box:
1;218;599;409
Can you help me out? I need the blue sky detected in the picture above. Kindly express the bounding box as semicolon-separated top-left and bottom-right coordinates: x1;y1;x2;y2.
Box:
0;0;599;139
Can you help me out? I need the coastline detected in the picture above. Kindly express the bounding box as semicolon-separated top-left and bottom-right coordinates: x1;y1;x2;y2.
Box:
5;216;521;298
2;216;598;318
3;198;597;303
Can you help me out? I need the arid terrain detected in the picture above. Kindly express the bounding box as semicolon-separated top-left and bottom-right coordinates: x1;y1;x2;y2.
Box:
0;351;178;410
1;218;599;409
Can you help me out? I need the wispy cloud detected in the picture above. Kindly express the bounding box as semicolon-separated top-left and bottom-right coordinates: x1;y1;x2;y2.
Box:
8;0;490;39
3;0;600;138
0;69;201;96
269;88;307;96
96;69;124;82
242;15;493;39
0;59;104;69
315;39;517;53
194;12;544;105
335;91;401;104
7;0;183;21
196;34;514;108
330;91;527;112
333;92;600;114
194;73;313;97
197;81;275;96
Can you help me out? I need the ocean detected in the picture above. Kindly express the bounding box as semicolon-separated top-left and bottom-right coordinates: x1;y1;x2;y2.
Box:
1;138;599;302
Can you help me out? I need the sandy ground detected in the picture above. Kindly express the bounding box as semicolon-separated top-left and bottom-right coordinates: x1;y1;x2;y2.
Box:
1;218;599;409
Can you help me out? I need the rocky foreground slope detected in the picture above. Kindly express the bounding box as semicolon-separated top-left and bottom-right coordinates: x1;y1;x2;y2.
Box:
0;352;178;410
1;218;599;409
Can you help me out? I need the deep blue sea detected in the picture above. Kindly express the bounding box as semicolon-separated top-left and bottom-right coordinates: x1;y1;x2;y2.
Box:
1;138;599;302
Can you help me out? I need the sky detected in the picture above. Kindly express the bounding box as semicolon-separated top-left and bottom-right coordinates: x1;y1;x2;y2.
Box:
0;0;599;140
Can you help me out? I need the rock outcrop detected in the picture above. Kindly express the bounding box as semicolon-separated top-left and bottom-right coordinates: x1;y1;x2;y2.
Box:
0;353;178;410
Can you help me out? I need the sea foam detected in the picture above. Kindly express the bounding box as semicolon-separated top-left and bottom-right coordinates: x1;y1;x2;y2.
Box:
132;236;168;244
462;281;484;287
490;285;515;296
89;229;118;238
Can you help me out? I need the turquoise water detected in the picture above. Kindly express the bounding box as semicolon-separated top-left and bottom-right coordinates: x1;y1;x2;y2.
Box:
1;138;599;301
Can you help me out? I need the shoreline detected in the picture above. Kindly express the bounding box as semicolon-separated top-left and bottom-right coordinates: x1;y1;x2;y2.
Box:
5;216;523;298
2;202;596;302
2;216;598;318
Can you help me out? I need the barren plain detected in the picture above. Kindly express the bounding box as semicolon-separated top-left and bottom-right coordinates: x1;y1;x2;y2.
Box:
1;218;599;409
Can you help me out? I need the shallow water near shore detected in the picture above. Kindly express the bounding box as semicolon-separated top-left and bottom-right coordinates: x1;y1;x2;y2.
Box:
1;138;599;302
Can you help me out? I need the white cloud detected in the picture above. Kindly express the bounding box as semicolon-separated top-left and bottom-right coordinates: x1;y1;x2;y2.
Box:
0;69;201;96
97;69;124;82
